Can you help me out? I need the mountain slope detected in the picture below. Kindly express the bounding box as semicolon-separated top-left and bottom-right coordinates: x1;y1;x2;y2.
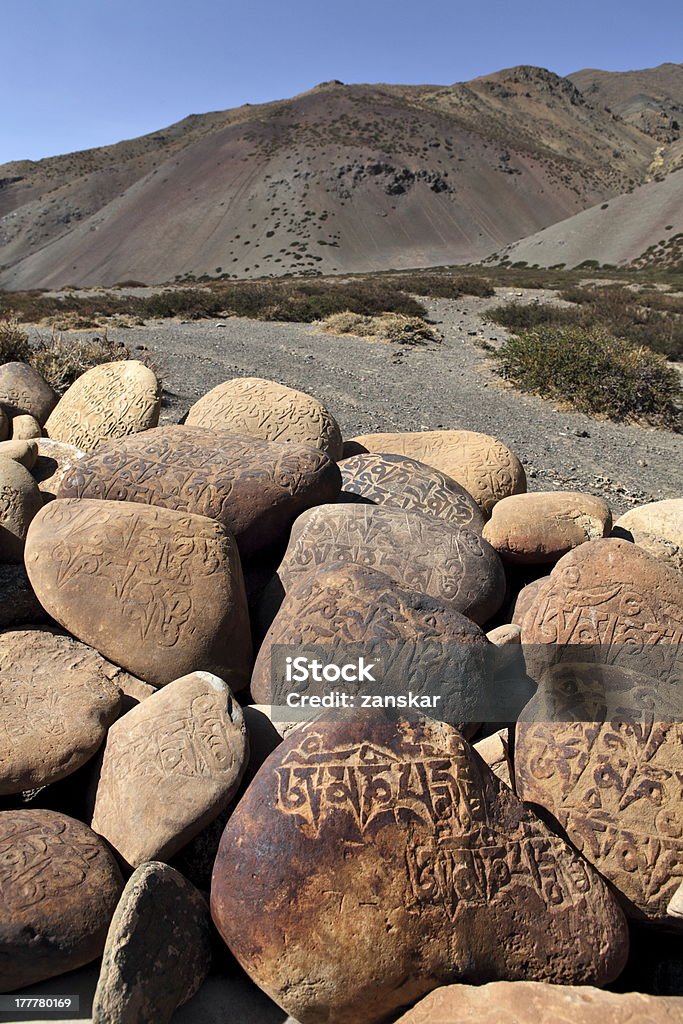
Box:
488;168;683;269
0;68;663;288
569;63;683;146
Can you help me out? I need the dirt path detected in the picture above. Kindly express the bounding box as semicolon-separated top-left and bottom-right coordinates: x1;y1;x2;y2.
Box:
39;288;682;515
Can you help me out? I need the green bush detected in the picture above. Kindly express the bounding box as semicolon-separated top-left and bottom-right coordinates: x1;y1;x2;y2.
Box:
389;273;494;299
486;301;583;331
494;325;682;431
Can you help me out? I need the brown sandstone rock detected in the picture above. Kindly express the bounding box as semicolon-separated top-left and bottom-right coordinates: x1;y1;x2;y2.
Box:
511;577;548;627
0;456;43;562
278;505;505;626
393;981;683;1023
339;453;484;532
211;716;628;1024
0;809;124;991
92;862;212;1024
483;491;611;564
91;672;248;868
515;662;683;927
251;562;493;733
345;430;526;514
186;377;343;460
0;628;122;795
0;438;38;470
0;362;57;425
24;499;252;688
613;498;683;572
0;563;48;627
32;437;86;501
58;426;342;558
45;360;161;450
474;729;513;788
11;413;43;439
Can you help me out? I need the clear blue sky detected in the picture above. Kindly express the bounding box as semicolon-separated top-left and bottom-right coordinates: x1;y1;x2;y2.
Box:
2;0;680;164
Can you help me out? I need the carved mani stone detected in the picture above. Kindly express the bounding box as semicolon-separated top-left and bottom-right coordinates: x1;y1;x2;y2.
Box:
251;562;493;734
0;361;58;425
278;504;505;626
91;672;248;868
24;498;252;688
33;437;86;501
186;377;343;460
45;360;161;451
613;498;683;572
511;577;548;627
0;809;124;991
483;491;611;564
0;456;43;562
58;425;342;558
515;663;683;927
11;413;42;439
394;981;683;1024
339;453;484;532
92;862;212;1024
211;717;628;1024
345;430;526;515
0;627;123;795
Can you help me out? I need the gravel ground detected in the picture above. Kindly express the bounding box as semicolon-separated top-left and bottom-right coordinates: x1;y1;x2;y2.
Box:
36;287;683;516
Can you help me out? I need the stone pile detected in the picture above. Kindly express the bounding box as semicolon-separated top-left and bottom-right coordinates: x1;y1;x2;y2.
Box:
0;363;680;1023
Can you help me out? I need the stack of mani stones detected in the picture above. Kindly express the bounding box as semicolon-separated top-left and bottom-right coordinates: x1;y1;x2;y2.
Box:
0;357;681;1024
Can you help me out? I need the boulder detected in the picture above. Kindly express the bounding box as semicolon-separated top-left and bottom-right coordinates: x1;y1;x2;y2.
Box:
24;499;252;688
211;717;628;1024
393;981;683;1023
45;360;161;450
32;437;86;501
0;405;7;441
0;628;122;795
613;498;683;572
0;456;43;562
515;662;683;927
251;562;493;734
345;430;526;514
339;453;484;532
91;672;248;868
278;505;506;626
0;809;124;991
58;426;342;558
474;729;513;788
186;377;343;460
11;412;43;439
92;862;212;1024
483;491;611;564
0;361;58;424
0;438;38;470
511;577;549;627
0;563;48;627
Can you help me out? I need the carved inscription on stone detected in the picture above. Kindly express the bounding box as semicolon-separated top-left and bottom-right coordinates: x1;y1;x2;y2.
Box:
0;361;57;424
340;452;484;532
59;425;341;557
279;504;505;625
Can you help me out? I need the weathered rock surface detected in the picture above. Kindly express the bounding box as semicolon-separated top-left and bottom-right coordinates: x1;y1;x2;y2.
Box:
32;437;86;501
92;862;212;1024
186;377;343;460
339;453;484;532
251;562;493;733
92;672;248;868
669;883;683;920
0;361;57;424
0;628;123;794
211;717;628;1024
515;662;683;927
0;438;38;469
278;505;506;625
0;456;43;562
483;491;611;564
613;498;683;572
474;729;513;788
0;405;7;441
58;426;342;558
345;430;526;514
24;499;252;687
11;413;43;439
511;577;548;627
0;563;48;627
393;981;683;1023
0;809;124;991
45;360;161;450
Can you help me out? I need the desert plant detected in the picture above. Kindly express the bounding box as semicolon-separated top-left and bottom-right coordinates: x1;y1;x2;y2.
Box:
316;311;441;345
0;318;32;363
494;325;682;430
29;333;133;393
486;301;583;331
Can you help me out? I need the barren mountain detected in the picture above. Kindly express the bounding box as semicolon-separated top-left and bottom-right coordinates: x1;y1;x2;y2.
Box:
0;66;667;289
488;167;683;269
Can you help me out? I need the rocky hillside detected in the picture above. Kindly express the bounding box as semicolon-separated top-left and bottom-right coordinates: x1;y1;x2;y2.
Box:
0;66;667;288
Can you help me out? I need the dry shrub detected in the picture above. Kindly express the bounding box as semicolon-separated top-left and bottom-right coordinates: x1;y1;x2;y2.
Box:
29;333;133;393
0;318;32;362
316;311;441;346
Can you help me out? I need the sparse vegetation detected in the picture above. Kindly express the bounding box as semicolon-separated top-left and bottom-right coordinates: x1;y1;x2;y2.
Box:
494;325;682;430
388;273;494;299
316;311;441;345
558;285;683;360
486;301;582;331
0;318;32;363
